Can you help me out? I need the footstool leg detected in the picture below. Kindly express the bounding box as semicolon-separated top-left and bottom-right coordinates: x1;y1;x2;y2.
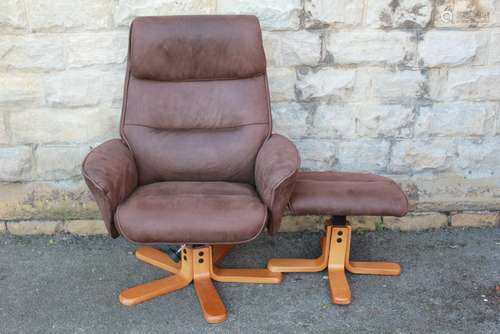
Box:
267;226;332;273
328;226;352;305
210;246;283;284
267;216;402;306
344;226;401;276
211;244;233;264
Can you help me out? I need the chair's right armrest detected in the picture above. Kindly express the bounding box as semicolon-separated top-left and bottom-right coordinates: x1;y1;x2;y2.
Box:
255;134;300;234
82;139;138;238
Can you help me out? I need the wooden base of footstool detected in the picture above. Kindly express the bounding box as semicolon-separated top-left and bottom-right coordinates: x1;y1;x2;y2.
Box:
120;244;282;324
267;221;401;305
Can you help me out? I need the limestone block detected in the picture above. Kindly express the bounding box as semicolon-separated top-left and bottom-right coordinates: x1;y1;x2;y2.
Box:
367;0;432;28
389;139;456;172
415;102;496;137
267;67;297;101
455;138;500;177
451;212;499;227
384;212;448;231
63;220;108;235
326;30;416;66
434;0;494;28
0;113;8;144
0;180;98;220
0;73;43;104
65;32;128;68
271;102;310;139
263;31;322;67
0;0;27;33
217;0;300;30
10;108;119;144
405;173;500;212
310;103;357;138
296;67;355;100
43;68;125;107
429;66;500;101
35;145;91;180
113;0;214;26
370;69;426;100
336;139;391;172
355;104;414;138
304;0;364;28
29;0;113;31
279;215;327;232
0;35;65;70
419;30;488;67
295;139;337;170
6;220;62;235
0;146;32;181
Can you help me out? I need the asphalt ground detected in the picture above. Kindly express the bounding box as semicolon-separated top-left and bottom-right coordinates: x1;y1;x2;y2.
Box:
1;227;499;333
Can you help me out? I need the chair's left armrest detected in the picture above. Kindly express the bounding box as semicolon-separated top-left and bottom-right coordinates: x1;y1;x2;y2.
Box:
82;139;138;238
255;134;300;234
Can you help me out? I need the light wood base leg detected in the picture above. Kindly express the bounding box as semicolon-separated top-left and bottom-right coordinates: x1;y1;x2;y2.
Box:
212;244;233;264
119;274;191;306
135;246;181;274
346;261;401;275
343;228;401;276
267;223;402;305
119;244;281;323
193;247;227;324
267;228;332;273
328;227;351;304
119;245;193;306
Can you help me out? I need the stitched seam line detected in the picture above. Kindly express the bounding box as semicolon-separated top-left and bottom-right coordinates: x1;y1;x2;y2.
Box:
123;122;268;131
131;71;266;83
115;198;268;246
297;179;395;184
127;193;260;200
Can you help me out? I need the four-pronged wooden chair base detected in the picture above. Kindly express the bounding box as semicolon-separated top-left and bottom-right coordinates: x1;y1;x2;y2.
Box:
119;244;282;324
267;223;401;305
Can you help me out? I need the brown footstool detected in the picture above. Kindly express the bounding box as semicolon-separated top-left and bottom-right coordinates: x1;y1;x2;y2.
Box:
268;171;409;305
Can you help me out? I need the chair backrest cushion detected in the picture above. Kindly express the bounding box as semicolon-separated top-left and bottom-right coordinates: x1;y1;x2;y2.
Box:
121;15;271;185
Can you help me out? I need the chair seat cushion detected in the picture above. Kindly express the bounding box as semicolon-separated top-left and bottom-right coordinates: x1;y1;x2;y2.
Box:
115;181;267;244
289;172;408;217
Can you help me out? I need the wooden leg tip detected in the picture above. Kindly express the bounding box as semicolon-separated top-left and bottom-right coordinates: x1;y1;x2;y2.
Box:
205;313;228;324
332;296;352;305
119;293;139;306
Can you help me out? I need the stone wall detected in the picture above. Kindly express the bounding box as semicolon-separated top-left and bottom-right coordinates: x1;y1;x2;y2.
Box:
1;0;499;235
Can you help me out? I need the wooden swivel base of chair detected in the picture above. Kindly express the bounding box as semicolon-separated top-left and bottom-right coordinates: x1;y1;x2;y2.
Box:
267;221;401;305
119;244;282;324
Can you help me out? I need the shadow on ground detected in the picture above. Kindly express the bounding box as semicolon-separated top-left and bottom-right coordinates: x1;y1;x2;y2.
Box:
1;228;499;333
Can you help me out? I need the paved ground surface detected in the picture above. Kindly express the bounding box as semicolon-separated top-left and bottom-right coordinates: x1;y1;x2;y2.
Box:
1;228;499;333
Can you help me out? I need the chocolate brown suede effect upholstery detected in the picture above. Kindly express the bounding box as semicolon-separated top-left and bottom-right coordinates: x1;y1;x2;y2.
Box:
289;172;409;217
115;182;267;244
82;139;138;238
130;16;266;81
82;15;300;244
255;135;300;234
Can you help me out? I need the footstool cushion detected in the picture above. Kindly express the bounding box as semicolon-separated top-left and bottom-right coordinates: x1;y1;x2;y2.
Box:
289;171;408;217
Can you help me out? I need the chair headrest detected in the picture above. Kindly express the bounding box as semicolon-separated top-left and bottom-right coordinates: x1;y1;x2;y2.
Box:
129;15;266;81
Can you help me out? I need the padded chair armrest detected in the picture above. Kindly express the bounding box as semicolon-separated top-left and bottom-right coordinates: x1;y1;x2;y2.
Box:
82;139;138;238
255;134;300;234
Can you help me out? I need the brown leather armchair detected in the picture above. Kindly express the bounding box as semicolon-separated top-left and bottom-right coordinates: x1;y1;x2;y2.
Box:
82;15;300;324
